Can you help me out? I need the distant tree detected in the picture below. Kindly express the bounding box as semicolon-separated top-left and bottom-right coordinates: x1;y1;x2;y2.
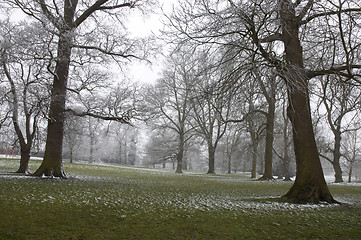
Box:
252;67;279;180
189;55;232;174
63;115;84;163
316;75;361;182
273;95;294;181
341;130;361;183
146;50;197;173
145;130;177;168
220;125;242;174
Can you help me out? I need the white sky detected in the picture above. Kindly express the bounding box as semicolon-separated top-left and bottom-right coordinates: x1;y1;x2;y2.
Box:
1;0;177;84
126;0;176;84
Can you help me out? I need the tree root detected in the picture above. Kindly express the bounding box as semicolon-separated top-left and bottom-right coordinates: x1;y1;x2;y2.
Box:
284;183;339;204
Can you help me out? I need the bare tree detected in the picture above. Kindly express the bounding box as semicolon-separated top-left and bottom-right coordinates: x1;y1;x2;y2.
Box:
146;49;197;173
3;0;153;177
316;75;361;182
341;130;361;183
168;0;361;203
0;20;49;173
63;115;84;163
189;52;232;174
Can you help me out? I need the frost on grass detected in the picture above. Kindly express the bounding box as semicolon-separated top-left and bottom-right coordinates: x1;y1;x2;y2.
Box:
1;160;360;220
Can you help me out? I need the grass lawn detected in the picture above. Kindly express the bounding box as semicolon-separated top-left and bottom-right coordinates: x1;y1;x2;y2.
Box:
0;158;360;239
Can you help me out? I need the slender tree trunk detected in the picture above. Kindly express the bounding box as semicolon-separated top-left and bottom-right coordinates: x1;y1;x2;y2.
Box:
207;144;215;174
251;134;258;178
227;153;232;174
348;165;352;183
283;112;291;181
259;100;275;180
118;141;122;164
33;1;78;178
69;147;73;164
333;132;343;182
175;132;184;173
280;0;335;203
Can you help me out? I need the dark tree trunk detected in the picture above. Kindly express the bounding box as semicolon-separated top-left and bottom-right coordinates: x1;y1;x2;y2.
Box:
250;134;258;178
280;0;335;203
33;1;78;178
282;110;291;181
332;131;343;182
259;100;275;180
227;154;231;174
175;132;184;173
69;148;73;164
207;144;215;174
16;147;31;174
248;103;258;178
348;166;352;183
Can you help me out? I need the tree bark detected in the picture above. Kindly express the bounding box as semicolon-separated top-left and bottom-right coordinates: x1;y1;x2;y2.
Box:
332;131;344;182
16;147;31;174
250;132;258;179
175;131;184;173
259;99;275;180
282;107;291;181
280;0;335;203
348;165;352;183
33;1;78;178
207;144;215;174
227;153;232;174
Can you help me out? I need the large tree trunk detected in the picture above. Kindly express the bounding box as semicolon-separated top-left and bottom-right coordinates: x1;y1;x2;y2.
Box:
280;0;335;203
33;1;78;178
207;144;215;174
175;132;184;173
16;146;31;174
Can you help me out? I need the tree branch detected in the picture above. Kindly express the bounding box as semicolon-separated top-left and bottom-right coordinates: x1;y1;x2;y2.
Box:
73;0;134;28
301;8;361;25
307;64;361;79
72;44;141;60
37;0;61;29
260;33;283;43
65;108;132;125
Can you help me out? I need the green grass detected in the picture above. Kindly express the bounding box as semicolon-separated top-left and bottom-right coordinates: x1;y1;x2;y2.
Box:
0;158;360;240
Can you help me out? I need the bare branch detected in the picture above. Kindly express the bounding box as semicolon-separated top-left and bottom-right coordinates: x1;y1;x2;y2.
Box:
65;108;132;125
72;44;141;60
301;8;361;25
73;0;134;28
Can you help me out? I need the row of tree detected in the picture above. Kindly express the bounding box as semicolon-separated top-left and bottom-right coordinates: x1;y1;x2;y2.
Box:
0;0;360;204
146;0;361;203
